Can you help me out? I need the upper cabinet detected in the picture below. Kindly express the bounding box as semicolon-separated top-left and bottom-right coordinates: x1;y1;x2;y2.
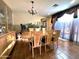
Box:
0;0;12;34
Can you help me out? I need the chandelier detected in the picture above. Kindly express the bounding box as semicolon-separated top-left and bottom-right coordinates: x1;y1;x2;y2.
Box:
28;1;37;15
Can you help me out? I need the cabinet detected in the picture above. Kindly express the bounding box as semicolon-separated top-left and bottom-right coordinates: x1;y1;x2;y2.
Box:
0;32;16;59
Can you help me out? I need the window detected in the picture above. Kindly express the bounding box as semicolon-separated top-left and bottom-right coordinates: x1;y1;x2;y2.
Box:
54;13;74;39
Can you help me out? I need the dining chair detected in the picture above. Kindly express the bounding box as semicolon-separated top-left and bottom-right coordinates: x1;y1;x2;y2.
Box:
52;30;60;48
21;32;31;42
31;31;42;58
44;30;54;51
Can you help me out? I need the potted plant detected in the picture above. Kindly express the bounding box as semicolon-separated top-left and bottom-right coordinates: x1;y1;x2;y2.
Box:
35;25;41;31
28;23;34;31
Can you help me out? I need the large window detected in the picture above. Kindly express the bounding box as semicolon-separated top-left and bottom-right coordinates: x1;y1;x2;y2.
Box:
72;9;79;42
54;13;74;40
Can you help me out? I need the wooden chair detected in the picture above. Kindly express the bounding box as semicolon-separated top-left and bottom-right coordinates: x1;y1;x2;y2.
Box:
44;30;54;51
22;32;31;38
21;32;31;42
31;31;42;58
52;30;60;48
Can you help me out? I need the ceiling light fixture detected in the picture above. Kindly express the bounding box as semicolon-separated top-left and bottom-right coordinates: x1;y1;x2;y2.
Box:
28;0;37;15
70;0;75;4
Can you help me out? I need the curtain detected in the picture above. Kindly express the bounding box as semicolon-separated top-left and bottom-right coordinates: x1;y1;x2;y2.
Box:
51;4;79;41
54;13;73;39
52;4;79;22
70;18;79;42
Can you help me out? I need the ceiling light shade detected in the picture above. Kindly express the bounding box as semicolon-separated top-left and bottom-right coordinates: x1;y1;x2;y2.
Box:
28;1;37;15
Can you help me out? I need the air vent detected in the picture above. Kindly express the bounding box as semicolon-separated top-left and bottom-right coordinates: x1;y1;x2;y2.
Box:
52;4;59;7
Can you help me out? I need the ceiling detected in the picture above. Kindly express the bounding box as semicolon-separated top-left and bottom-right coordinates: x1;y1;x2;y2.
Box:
3;0;79;17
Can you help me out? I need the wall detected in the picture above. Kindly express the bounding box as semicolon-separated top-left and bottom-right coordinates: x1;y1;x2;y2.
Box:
13;11;44;25
0;0;12;32
46;16;52;31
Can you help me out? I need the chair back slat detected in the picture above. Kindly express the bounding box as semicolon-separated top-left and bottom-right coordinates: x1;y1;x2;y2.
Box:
22;32;31;39
33;31;42;47
46;30;53;44
52;30;60;41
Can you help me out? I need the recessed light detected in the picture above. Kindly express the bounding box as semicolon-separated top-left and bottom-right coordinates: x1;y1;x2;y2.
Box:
70;0;75;4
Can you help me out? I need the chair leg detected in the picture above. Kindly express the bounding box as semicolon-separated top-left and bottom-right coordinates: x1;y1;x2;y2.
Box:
53;42;54;49
56;39;58;49
29;42;31;51
32;48;34;58
40;46;41;55
45;44;46;52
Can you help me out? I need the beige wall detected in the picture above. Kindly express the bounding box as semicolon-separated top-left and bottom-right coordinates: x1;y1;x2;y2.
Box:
13;11;44;25
46;17;52;31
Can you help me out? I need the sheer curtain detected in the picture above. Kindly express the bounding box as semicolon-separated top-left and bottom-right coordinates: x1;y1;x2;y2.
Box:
54;13;74;40
52;5;79;41
72;9;79;42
